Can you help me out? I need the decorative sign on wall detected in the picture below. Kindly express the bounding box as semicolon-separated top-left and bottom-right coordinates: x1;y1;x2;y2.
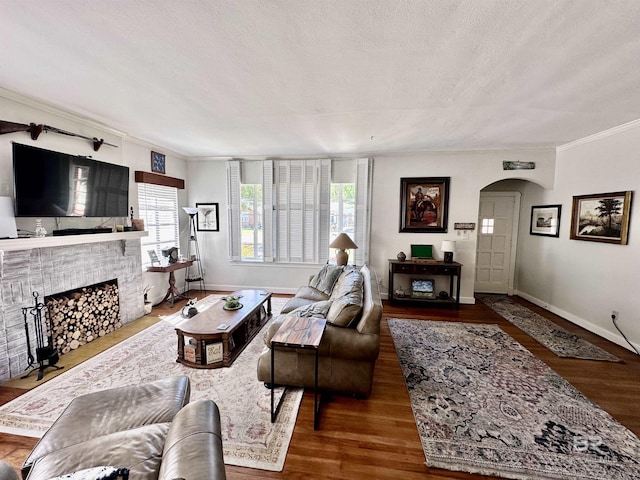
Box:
503;161;535;170
454;223;476;230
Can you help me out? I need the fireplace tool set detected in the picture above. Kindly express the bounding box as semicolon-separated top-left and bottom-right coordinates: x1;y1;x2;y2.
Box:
22;291;63;381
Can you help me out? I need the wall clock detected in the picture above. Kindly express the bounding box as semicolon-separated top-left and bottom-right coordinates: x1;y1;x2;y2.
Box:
151;151;166;174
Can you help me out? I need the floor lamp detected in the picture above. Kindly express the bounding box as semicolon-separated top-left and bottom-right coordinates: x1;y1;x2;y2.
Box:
183;207;205;292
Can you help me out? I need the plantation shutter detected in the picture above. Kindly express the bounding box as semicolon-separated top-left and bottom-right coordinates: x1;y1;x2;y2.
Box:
274;159;331;263
262;160;274;262
226;160;242;261
354;158;372;266
137;183;179;266
317;159;331;262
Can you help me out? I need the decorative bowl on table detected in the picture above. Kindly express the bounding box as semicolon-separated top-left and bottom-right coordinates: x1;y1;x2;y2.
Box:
222;295;243;311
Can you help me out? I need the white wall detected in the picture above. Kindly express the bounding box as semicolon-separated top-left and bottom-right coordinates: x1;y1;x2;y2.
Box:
513;121;640;352
186;149;556;303
0;92;189;307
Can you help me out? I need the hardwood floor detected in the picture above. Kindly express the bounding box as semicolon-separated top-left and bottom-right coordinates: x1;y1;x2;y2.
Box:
1;292;638;479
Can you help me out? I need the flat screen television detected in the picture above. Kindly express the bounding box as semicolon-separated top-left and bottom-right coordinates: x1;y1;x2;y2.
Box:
13;143;129;217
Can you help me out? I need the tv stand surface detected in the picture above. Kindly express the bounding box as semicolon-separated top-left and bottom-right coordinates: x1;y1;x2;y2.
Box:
53;228;113;236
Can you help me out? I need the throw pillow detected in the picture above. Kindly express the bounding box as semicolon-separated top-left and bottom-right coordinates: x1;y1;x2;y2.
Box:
46;466;129;480
326;293;363;327
309;264;343;295
291;300;332;318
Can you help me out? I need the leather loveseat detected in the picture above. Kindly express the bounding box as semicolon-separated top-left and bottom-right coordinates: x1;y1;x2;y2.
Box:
22;376;226;480
257;264;383;397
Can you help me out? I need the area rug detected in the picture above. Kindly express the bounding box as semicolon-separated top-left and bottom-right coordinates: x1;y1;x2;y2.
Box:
0;295;301;472
388;318;640;480
476;294;621;362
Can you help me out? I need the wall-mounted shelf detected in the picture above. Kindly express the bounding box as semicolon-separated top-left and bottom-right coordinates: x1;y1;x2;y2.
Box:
0;231;148;252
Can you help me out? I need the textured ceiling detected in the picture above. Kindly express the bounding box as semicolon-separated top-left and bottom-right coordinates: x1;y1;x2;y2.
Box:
1;0;639;157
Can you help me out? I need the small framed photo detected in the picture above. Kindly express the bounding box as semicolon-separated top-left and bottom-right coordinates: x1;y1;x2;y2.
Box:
196;202;219;232
530;205;562;237
570;191;632;244
147;250;160;264
399;177;450;233
151;151;166;174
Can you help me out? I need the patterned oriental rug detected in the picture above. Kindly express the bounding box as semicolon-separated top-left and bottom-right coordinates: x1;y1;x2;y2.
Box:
0;295;301;472
388;319;640;480
476;294;621;362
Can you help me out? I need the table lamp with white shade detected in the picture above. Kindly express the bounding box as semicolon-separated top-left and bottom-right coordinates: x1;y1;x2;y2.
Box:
441;240;456;263
330;233;358;266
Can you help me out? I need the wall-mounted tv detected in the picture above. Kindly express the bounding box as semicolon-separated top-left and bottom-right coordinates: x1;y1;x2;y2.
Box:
13;143;129;217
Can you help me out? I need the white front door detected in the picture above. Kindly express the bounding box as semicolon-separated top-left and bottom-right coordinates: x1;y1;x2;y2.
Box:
475;192;520;294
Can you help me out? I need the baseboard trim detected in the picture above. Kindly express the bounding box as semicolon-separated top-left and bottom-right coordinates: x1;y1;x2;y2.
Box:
515;290;640;355
203;284;298;295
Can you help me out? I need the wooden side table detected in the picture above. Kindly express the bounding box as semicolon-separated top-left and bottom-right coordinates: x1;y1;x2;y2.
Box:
270;315;327;430
147;260;193;306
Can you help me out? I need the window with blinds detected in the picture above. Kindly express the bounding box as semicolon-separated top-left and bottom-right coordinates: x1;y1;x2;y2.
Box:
138;183;179;266
227;158;372;265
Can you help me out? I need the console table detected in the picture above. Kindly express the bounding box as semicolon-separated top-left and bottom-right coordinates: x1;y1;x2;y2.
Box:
388;259;462;308
147;260;193;306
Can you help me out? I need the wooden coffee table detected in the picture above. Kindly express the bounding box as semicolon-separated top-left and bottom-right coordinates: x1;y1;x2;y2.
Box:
175;289;272;369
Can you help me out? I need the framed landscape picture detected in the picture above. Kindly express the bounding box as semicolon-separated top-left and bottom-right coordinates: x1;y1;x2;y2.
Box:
530;204;562;237
196;202;219;231
570;191;632;244
399;177;450;233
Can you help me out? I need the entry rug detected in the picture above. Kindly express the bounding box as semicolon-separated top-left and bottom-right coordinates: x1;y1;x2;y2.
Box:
0;296;301;472
388;319;640;480
477;294;621;362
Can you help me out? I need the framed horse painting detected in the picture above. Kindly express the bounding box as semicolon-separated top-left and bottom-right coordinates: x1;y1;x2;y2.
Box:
399;177;450;233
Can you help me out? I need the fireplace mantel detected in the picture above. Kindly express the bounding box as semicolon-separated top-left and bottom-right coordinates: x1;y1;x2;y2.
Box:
0;231;147;252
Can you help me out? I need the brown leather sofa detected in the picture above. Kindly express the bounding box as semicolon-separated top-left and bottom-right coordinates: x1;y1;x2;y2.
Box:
257;264;383;397
22;376;226;480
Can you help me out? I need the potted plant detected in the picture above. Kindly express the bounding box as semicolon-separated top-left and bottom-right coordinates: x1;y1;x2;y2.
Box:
222;294;242;310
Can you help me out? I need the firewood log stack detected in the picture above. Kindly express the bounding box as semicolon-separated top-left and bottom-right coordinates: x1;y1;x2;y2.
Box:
47;282;122;355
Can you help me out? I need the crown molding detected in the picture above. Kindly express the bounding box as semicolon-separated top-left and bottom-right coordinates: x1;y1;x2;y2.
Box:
557;118;640;152
0;87;127;138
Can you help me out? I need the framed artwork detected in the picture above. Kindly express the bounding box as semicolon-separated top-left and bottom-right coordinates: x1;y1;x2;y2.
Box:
570;191;632;244
196;202;219;231
399;177;450;233
151;151;166;174
530;204;562;237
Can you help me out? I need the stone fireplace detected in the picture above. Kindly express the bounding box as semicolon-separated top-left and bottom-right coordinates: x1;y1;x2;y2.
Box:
0;233;145;381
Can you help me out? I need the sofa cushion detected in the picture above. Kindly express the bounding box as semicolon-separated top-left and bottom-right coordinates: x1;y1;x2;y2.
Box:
281;286;330;313
26;424;170;480
291;300;332;318
326;270;364;327
329;269;363;301
23;377;190;478
46;466;129;480
309;264;343;295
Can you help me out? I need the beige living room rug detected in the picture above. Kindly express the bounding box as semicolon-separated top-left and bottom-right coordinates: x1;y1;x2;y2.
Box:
0;295;301;472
